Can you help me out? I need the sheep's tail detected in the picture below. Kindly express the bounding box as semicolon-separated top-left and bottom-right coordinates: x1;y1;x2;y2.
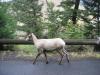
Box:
62;46;69;63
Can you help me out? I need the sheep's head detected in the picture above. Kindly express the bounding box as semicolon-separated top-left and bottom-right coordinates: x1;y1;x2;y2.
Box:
25;33;32;41
25;33;37;41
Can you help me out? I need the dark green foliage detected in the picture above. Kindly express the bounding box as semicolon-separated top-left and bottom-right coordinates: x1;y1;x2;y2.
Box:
12;0;43;37
0;3;16;38
45;0;74;38
0;2;16;50
60;0;74;26
83;0;100;37
84;23;96;38
47;2;62;38
59;22;85;39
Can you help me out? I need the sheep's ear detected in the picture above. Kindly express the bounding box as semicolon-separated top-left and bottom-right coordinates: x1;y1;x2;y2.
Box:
25;36;29;40
28;33;32;37
31;33;33;35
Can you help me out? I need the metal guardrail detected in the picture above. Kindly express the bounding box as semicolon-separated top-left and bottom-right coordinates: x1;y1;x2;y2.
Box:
0;39;99;45
0;39;32;45
0;39;100;51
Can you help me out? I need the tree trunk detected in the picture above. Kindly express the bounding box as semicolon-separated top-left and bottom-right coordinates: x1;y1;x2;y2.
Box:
72;0;80;24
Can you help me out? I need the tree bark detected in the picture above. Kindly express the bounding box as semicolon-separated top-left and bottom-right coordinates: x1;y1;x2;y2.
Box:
72;0;80;24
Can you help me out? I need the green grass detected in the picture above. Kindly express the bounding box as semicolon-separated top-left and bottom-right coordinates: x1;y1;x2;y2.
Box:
14;45;37;56
0;50;100;61
0;45;100;60
69;52;100;60
14;45;100;59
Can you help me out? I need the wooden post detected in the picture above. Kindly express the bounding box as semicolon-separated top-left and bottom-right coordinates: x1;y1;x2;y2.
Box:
94;37;100;51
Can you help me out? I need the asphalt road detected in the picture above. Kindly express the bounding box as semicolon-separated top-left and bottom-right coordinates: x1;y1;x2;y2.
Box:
0;59;100;75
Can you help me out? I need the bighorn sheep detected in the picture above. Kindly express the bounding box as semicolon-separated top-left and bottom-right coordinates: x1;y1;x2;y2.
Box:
26;33;69;64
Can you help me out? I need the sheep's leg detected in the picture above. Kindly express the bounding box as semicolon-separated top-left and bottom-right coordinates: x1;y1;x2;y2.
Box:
33;51;42;64
43;50;48;64
63;48;69;63
56;50;63;65
65;51;69;63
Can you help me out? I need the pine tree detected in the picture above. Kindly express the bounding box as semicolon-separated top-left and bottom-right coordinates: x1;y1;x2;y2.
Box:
12;0;43;37
83;0;100;36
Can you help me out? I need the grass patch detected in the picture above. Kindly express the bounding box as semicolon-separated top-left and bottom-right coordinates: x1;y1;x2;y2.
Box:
0;45;100;60
11;45;100;59
13;45;37;57
69;52;100;60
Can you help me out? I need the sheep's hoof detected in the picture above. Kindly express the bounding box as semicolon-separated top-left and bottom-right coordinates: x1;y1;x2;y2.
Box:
59;62;62;65
68;60;69;63
59;63;62;65
33;62;36;64
46;61;49;64
67;59;70;63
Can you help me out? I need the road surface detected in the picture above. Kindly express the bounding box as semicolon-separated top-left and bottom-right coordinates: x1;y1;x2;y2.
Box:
0;59;100;75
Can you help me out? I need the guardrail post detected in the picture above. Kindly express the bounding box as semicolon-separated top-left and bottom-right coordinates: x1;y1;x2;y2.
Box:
94;37;100;51
0;44;3;50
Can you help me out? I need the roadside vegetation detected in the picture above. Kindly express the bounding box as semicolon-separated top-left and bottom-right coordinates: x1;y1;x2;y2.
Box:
0;0;100;59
